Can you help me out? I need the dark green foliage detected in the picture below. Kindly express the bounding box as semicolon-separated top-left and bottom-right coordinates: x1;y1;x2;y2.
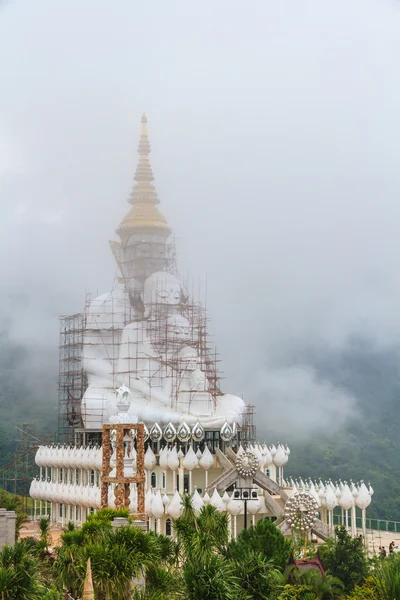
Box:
227;517;292;570
320;526;368;593
0;541;45;599
290;568;344;599
173;498;239;599
370;553;400;600
87;506;130;523
39;516;51;550
41;588;64;600
53;509;177;600
138;564;180;599
182;554;243;600
346;577;377;600
0;490;28;539
232;548;284;599
277;585;316;600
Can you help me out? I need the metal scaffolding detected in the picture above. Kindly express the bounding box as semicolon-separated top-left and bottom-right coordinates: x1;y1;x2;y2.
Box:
58;311;87;442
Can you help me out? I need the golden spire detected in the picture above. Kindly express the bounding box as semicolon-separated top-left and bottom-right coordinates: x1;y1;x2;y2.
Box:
117;113;171;238
82;557;94;600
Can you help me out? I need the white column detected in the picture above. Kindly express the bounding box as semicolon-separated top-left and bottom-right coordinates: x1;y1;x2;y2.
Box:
178;468;184;494
351;505;357;537
362;509;367;542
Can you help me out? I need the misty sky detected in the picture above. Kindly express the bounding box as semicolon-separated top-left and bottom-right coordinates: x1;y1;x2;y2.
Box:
1;0;400;437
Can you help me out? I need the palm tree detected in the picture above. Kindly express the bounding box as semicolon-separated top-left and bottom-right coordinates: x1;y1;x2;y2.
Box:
53;510;177;600
174;495;230;563
173;497;246;600
372;554;400;600
39;517;51;551
0;541;45;599
0;490;29;540
290;568;344;600
232;548;284;600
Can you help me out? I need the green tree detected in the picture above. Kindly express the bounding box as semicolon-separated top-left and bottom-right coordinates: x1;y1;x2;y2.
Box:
347;576;377;600
0;490;28;539
232;547;283;599
53;508;176;600
370;553;400;600
0;541;45;599
277;584;316;600
39;517;51;551
227;517;292;570
319;526;368;593
173;496;244;600
290;568;344;600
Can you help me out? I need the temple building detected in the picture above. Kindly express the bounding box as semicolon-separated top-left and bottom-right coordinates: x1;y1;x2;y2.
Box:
30;115;373;541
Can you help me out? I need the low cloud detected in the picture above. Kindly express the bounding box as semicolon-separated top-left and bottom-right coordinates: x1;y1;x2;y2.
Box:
251;364;358;439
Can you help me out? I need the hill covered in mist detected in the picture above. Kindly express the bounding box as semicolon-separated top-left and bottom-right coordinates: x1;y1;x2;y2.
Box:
285;336;400;521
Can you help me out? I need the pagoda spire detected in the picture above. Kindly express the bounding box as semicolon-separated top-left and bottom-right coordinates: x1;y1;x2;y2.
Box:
117;113;171;238
82;557;94;600
129;112;157;205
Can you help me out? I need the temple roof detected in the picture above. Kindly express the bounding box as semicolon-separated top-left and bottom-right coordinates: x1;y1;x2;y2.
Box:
117;113;171;238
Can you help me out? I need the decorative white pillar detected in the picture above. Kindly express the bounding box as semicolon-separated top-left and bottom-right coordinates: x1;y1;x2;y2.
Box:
351;505;357;537
178;467;184;494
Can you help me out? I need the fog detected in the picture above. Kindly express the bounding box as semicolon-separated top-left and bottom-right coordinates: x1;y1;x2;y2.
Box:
1;0;400;438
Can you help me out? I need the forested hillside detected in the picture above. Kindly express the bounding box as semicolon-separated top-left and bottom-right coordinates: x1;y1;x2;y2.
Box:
286;337;400;521
0;329;57;463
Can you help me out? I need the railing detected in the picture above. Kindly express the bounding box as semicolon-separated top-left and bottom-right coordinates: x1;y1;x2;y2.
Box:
333;513;400;533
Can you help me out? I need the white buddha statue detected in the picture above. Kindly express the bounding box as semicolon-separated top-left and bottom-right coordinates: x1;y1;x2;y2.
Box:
81;115;247;430
174;346;214;416
82;269;246;429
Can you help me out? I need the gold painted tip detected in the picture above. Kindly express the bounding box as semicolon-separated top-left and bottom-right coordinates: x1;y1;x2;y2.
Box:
82;557;94;600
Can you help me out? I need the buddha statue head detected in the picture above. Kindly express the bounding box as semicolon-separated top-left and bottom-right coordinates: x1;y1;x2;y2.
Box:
166;314;190;345
177;346;198;371
143;271;182;317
